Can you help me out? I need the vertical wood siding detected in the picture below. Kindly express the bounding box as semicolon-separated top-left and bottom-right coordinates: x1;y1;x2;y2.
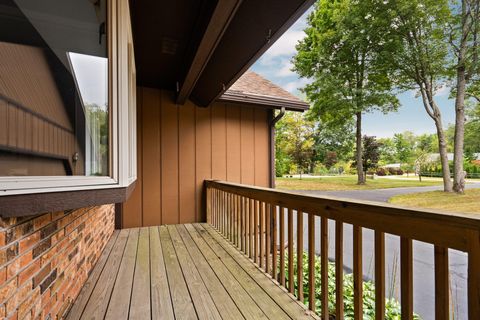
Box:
123;87;270;227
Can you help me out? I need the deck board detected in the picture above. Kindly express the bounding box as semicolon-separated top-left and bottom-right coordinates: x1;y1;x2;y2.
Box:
67;224;318;320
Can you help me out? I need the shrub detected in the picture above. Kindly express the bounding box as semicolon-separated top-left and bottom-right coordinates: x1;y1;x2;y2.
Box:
281;251;421;319
376;168;388;176
396;168;404;175
314;163;329;176
387;167;397;175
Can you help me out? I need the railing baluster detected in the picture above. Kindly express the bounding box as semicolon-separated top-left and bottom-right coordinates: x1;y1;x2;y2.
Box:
206;181;480;320
434;245;449;320
354;225;363;320
280;207;286;287
288;208;294;294
216;190;218;228
224;193;232;239
260;202;265;269
266;203;271;274
401;237;413;320
237;195;240;248
375;231;385;320
308;213;315;312
239;195;243;249
255;200;259;264
245;197;249;256
226;193;233;241
321;216;329;319
232;195;240;248
249;198;254;259
272;205;278;280
335;221;344;319
297;210;304;302
220;191;224;234
467;230;480;319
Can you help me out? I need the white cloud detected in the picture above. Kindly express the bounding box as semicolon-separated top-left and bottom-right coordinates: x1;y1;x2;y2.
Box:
276;60;295;77
282;78;311;94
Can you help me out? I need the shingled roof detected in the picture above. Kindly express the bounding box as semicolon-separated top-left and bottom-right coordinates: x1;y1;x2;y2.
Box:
218;71;309;111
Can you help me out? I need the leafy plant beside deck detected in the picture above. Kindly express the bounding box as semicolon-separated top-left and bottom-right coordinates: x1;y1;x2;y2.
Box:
282;251;421;319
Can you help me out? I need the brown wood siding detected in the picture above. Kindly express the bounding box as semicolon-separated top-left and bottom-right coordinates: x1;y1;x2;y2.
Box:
141;88;162;226
123;87;271;227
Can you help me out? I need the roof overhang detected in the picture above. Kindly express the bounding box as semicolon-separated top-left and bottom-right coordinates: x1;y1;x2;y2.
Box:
131;0;314;107
218;91;309;111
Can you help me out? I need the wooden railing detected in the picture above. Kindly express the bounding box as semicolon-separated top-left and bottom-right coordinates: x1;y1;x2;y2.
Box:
205;180;480;320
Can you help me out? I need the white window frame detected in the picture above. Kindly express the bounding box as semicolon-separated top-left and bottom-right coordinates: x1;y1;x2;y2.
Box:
0;0;136;196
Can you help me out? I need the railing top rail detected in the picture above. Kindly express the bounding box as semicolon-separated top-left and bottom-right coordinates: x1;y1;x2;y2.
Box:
206;180;480;251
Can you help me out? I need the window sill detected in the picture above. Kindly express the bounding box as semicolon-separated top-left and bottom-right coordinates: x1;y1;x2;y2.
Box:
0;181;136;217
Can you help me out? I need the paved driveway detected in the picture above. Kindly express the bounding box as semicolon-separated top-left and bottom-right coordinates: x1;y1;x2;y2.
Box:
295;183;480;202
285;184;480;319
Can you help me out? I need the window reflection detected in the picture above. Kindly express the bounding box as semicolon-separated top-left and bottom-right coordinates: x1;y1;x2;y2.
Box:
0;0;108;176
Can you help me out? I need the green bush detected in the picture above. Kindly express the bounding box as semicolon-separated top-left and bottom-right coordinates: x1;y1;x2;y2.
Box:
281;251;421;319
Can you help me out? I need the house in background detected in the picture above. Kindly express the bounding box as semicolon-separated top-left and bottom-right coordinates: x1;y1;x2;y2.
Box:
0;0;479;319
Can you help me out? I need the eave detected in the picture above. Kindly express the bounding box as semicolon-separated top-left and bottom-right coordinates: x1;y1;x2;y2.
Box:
218;91;309;111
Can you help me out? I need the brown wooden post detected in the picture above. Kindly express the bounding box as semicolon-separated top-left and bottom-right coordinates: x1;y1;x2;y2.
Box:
468;230;480;319
206;186;212;224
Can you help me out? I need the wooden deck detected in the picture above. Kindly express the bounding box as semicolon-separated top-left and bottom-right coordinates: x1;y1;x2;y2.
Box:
67;223;317;320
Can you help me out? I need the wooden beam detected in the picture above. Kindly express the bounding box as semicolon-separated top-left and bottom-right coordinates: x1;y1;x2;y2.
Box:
176;0;242;105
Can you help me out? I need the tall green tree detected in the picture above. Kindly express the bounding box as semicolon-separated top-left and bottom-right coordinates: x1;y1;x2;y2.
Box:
353;135;382;175
293;0;399;185
275;112;315;175
449;0;480;193
393;132;416;165
465;102;480;154
383;0;454;191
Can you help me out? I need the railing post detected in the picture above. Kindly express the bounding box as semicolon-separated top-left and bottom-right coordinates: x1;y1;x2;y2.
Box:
468;230;480;319
206;186;212;224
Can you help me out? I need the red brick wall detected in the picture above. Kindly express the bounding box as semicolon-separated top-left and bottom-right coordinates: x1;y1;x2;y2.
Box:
0;204;115;320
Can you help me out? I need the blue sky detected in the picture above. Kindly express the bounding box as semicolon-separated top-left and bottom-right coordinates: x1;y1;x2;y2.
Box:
250;9;456;138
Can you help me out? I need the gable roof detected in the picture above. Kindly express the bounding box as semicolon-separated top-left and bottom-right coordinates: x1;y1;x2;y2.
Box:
218;71;309;111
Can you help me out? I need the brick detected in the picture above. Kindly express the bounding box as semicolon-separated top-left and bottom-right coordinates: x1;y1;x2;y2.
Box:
68;248;78;261
7;252;33;279
32;263;51;289
40;222;57;240
5;282;30;315
0;205;113;320
0;303;5;318
19;232;40;253
22;221;34;238
39;269;56;294
0;267;6;286
18;287;39;320
0;243;19;266
5;311;17;320
18;260;40;285
33;214;51;231
0;217;17;229
51;211;65;221
32;239;51;259
0;278;17;303
0;231;5;247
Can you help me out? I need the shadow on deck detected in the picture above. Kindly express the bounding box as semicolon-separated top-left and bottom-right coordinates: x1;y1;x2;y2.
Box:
66;223;316;320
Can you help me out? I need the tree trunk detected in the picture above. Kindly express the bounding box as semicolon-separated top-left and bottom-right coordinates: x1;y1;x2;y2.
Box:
453;0;469;194
355;112;365;185
420;83;453;192
435;120;453;192
453;64;466;193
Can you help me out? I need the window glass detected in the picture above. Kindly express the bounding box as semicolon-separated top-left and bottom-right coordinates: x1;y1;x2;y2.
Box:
0;0;109;176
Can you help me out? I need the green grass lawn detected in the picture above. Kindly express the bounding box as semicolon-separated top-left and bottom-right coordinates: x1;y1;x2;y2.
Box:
276;175;442;191
389;189;480;214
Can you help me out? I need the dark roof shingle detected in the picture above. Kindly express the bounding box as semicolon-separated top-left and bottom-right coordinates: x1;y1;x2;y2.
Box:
219;71;309;111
